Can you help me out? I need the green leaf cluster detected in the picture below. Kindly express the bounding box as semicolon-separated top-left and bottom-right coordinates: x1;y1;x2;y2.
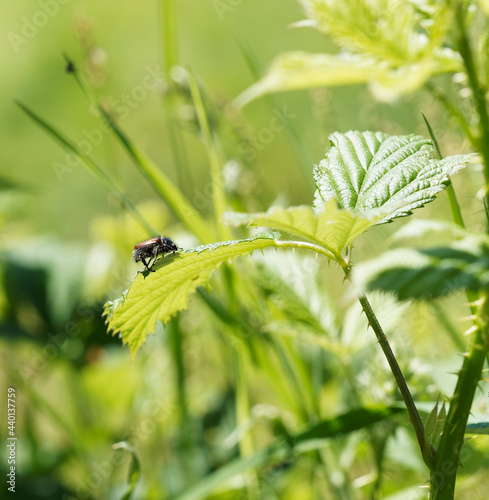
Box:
236;0;461;106
104;131;471;356
354;231;489;300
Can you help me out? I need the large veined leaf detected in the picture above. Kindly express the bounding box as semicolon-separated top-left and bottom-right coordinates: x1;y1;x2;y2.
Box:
104;232;290;355
223;201;382;260
313;131;472;224
172;405;403;500
236;0;461;105
353;235;489;300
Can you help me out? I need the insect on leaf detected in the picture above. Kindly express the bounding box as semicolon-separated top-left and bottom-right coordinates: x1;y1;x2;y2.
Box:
104;232;282;356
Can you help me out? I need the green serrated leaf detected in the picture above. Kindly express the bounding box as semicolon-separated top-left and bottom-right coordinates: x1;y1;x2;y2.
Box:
236;0;461;106
300;0;442;63
313;131;472;224
235;52;386;107
425;399;446;454
104;232;284;355
353;235;489;300
223;201;381;260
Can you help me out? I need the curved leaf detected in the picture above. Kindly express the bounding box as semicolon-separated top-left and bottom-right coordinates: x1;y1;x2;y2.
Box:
353;236;489;300
313;131;472;224
236;0;461;106
112;442;141;500
235;52;385;108
104;232;284;355
223;201;381;259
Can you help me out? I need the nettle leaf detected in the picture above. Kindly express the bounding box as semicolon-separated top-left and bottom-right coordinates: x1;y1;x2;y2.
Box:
353;236;489;300
300;0;453;63
313;131;472;224
236;0;460;105
223;201;382;260
425;400;446;456
104;232;282;355
235;52;386;107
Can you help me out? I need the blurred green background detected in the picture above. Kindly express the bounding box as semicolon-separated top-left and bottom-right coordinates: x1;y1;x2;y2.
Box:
1;1;488;499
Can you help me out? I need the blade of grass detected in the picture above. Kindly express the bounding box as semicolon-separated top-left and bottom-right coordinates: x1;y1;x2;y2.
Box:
171;406;404;500
422;112;480;322
234;38;315;188
17;101;157;237
187;71;230;240
234;347;260;500
161;0;178;72
63;56;214;243
159;0;193;195
426;83;477;150
422;112;464;227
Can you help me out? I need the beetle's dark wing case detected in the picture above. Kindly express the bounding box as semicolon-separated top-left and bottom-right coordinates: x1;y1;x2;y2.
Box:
134;237;160;249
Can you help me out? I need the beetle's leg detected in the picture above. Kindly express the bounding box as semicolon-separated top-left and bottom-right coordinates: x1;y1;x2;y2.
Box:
141;257;150;271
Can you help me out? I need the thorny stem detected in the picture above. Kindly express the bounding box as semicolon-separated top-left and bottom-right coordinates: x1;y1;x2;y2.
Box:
429;295;489;500
341;262;428;465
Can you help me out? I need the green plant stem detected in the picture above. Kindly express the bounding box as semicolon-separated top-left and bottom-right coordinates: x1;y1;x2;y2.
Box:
425;84;477;151
456;6;489;203
429;295;489;499
160;0;193;195
161;0;177;72
66;60;214;243
421;111;465;227
187;71;230;240
422;112;482;327
234;347;260;500
342;265;427;464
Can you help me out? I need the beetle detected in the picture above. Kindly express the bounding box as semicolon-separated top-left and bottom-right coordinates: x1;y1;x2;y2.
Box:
132;236;180;272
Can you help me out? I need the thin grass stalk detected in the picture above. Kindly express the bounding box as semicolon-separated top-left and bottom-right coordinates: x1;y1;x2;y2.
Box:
17;101;157;236
64;57;214;243
187;71;230;240
160;0;193;194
